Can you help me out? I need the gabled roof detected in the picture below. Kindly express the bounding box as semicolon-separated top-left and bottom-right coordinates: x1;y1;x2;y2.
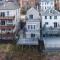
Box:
42;8;60;16
0;1;19;10
26;7;39;14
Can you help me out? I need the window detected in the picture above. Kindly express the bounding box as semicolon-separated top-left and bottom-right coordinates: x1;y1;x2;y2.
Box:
28;25;35;29
45;3;46;5
1;21;5;25
31;25;33;29
31;25;35;29
28;25;30;29
45;7;46;9
54;16;57;19
45;16;47;19
50;10;52;13
41;3;43;5
50;16;52;19
31;34;35;38
7;11;9;16
50;10;54;14
0;12;5;17
34;25;35;29
45;22;48;25
29;15;33;19
54;22;57;28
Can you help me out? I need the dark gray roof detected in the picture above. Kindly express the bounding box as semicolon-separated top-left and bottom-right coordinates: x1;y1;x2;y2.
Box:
42;8;60;16
0;1;19;10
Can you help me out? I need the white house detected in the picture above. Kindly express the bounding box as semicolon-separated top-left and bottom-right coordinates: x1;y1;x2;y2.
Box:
0;1;20;40
25;7;40;39
17;7;40;45
39;0;54;12
42;8;60;34
0;0;10;4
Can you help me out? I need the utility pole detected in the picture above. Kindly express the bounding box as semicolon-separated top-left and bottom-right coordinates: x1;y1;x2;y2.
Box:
37;0;45;52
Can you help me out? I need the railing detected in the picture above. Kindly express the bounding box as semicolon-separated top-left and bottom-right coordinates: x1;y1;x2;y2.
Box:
0;26;15;29
0;33;15;40
23;28;40;32
43;27;60;35
0;16;15;20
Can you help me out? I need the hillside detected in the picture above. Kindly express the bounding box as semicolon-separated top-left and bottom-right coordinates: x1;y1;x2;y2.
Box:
0;44;45;60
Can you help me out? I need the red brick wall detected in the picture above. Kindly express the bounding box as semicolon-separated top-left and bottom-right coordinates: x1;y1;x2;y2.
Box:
18;0;38;8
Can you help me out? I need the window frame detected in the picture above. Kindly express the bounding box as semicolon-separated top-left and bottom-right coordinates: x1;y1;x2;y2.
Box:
54;22;57;28
50;16;52;19
29;15;33;19
54;16;57;19
45;16;47;19
1;20;5;25
31;34;35;38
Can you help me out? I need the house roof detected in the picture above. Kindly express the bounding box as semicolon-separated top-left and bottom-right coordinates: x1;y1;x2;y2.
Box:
26;7;40;20
42;8;60;16
26;7;39;15
0;1;19;10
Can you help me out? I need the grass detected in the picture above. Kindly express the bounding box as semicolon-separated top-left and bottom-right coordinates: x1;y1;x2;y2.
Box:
0;43;45;60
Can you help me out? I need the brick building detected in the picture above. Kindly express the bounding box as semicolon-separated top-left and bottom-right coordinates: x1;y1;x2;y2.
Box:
19;0;38;8
55;0;60;11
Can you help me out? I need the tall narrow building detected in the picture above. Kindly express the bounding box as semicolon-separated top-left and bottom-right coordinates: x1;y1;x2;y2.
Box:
0;1;20;40
55;0;60;11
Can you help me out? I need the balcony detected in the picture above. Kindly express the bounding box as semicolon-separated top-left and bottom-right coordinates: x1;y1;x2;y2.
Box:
24;28;40;32
0;33;15;40
0;26;15;29
43;27;60;35
0;30;14;34
0;16;15;20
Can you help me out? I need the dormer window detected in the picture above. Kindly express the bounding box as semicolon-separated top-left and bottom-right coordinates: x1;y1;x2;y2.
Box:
29;15;33;19
50;10;54;14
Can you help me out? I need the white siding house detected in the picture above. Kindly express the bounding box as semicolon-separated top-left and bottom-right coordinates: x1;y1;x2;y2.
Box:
25;7;40;38
17;7;40;45
39;0;54;12
0;0;5;4
42;8;60;34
